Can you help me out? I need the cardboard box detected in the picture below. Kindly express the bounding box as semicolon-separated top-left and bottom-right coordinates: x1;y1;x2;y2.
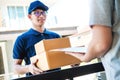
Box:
33;37;81;71
35;38;71;53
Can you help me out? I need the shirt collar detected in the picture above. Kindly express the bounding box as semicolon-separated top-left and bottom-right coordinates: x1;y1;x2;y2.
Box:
29;28;51;36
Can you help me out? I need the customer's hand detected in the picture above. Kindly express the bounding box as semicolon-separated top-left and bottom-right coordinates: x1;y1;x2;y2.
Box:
65;51;93;62
65;52;85;61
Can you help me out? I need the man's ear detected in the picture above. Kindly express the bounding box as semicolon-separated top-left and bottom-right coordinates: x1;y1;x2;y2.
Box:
28;14;31;19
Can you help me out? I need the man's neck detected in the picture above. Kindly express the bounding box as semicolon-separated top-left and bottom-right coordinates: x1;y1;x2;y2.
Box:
33;25;45;33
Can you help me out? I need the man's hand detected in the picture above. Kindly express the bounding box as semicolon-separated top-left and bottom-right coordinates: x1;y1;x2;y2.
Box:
14;57;44;75
28;60;43;75
29;55;44;75
71;63;80;67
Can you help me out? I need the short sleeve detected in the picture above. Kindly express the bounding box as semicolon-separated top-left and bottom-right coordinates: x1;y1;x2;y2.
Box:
89;0;114;27
13;36;26;59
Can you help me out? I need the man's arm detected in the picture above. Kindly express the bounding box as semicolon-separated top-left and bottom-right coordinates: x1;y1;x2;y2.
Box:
13;59;29;74
13;59;43;75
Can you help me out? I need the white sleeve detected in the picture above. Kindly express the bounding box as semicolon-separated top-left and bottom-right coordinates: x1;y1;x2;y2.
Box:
89;0;114;27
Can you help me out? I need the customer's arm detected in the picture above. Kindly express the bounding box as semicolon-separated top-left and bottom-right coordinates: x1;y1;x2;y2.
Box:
84;25;112;61
66;25;112;62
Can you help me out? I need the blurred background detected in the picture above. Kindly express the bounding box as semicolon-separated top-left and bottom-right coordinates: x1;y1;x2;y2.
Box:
0;0;106;80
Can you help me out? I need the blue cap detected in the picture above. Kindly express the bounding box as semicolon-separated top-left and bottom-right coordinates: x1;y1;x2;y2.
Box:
28;0;49;14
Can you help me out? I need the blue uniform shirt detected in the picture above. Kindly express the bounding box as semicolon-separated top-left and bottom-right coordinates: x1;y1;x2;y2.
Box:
13;28;60;65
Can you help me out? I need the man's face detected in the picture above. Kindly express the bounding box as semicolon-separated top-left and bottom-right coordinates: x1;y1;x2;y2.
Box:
29;9;47;27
